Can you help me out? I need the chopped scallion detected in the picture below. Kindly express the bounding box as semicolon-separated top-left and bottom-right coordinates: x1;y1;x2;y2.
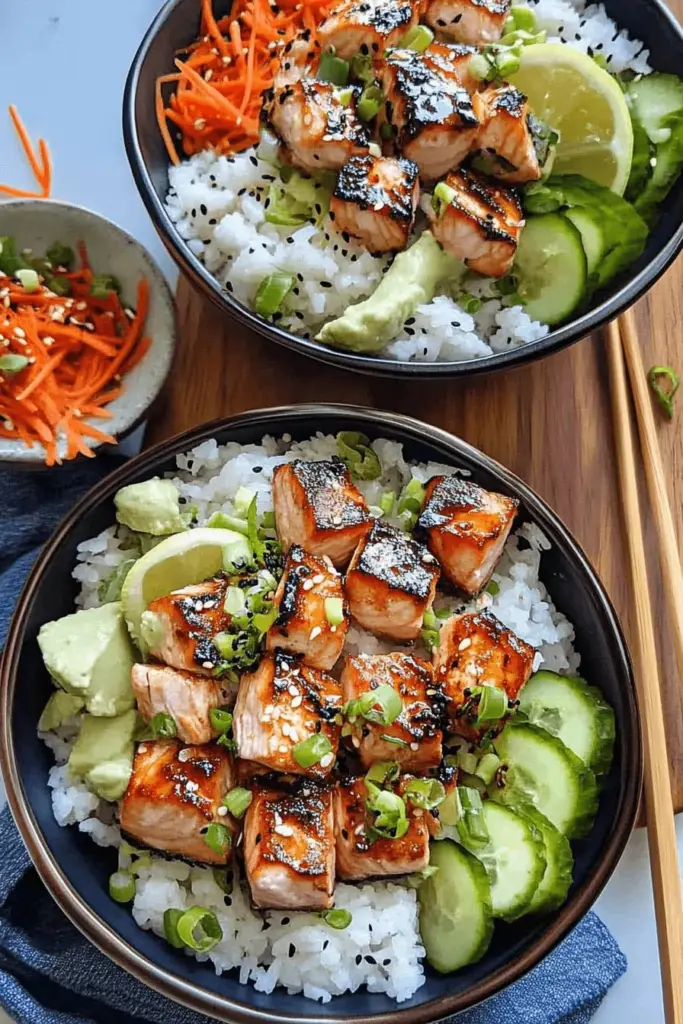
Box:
254;271;294;318
323;908;352;929
336;430;382;480
108;870;136;904
0;354;30;374
176;905;224;952
150;712;177;739
379;490;396;516
163;908;186;948
224;787;253;818
403;778;446;810
476;684;508;724
203;822;232;856
365;761;400;785
16;268;39;293
324;596;345;626
474;751;501;785
209;707;233;733
648;365;679;418
292;732;333;767
224;586;247;616
344;682;402;726
318;50;350;86
400;24;434;51
358;84;384;121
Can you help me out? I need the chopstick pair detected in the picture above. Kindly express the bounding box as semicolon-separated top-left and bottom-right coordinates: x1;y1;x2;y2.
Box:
605;310;683;1024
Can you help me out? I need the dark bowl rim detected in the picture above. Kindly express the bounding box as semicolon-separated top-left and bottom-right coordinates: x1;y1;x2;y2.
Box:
121;0;683;380
0;405;642;1024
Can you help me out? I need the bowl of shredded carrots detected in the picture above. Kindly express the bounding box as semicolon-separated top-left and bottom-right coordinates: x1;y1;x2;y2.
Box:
0;199;176;467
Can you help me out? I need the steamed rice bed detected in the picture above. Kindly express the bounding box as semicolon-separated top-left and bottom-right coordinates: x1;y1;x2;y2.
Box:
43;431;578;1002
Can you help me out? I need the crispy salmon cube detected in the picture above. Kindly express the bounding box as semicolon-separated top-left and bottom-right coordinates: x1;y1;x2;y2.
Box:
273;459;372;568
334;777;430;880
233;651;342;778
130;664;235;745
317;0;425;61
425;0;511;44
474;84;543;184
244;782;335;910
345;520;440;641
143;576;231;676
330;154;420;253
416;474;518;594
432;609;534;741
120;740;234;864
340;653;443;770
266;544;348;671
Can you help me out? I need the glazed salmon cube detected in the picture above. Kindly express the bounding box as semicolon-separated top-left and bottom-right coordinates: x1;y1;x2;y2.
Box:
416;474;518;594
330;154;420;253
273;459;373;569
233;651;342;778
334;777;430;880
130;664;236;746
474;84;543;184
432;609;534;742
244;782;335;910
317;0;426;61
143;576;231;676
120;740;234;864
266;544;348;671
340;653;443;770
425;0;511;44
345;520;440;641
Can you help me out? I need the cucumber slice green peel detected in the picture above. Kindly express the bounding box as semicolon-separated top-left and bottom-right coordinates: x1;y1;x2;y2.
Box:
512;212;587;326
516;805;574;914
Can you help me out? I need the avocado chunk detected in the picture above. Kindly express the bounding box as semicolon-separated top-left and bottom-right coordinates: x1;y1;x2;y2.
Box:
68;709;137;801
316;232;464;353
37;602;136;717
114;478;189;536
38;691;85;732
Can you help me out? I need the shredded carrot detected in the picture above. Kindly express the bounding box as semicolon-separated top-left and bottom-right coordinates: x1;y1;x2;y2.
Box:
0;106;52;199
156;0;331;160
0;246;151;465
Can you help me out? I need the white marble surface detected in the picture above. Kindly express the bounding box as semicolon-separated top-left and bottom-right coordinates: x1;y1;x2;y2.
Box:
1;2;683;1022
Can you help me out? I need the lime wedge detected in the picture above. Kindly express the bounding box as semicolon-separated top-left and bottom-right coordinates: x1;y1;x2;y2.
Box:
120;528;241;646
509;43;634;194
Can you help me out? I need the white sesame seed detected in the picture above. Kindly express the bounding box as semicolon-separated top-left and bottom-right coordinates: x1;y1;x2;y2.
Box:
217;805;228;816
319;752;334;768
138;744;147;754
178;749;190;762
330;625;337;633
373;199;384;211
458;638;472;651
222;55;232;64
13;327;25;339
302;579;314;591
186;780;199;792
289;728;299;742
274;824;293;836
202;661;214;669
291;695;303;708
282;722;291;737
194;117;206;131
352;735;361;748
76;301;87;311
274;812;283;825
124;307;135;320
410;742;419;751
426;688;437;695
413;808;424;818
204;69;213;81
309;626;322;640
332;515;342;525
311;574;325;584
288;685;299;697
279;744;289;754
354;824;365;835
422;552;436;563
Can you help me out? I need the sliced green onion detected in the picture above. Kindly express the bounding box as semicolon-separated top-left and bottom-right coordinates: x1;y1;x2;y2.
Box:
350;52;374;83
253;606;278;634
217;734;238;752
336;430;382;480
486;579;500;597
224;586;247;616
358;84;384;122
163;908;186;948
380;733;408;746
468;53;491;81
507;4;538;32
457;750;479;774
648;365;679;418
323;908;352;929
246;495;266;564
46;241;75;270
400;24;434;51
456;786;489;848
203;822;232;856
254;271;294;318
438;787;459;827
90;273;122;299
15;267;39;292
262;510;276;529
475;751;501;785
108;870;136;904
434;606;452;619
292;732;333;767
150;712;177;739
422;609;438;630
209;707;233;733
403;778;446;810
46;274;71;296
379;490;395;516
214;632;238;660
421;628;440;652
459;292;483;315
176;905;224;952
476;684;508;724
496;49;521;76
222;534;254;573
224;786;253;818
212;868;233;895
318;50;350;86
366;787;409;839
365;760;400;785
233;486;255;518
344;682;402;726
397;476;426;518
324;596;345;626
433;181;457;207
336;86;354;106
0;354;30;374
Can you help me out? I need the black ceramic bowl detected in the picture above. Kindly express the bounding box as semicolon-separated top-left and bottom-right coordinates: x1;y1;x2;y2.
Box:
123;0;683;379
1;406;641;1023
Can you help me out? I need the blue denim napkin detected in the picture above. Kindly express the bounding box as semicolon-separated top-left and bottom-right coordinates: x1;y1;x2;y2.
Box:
0;463;628;1024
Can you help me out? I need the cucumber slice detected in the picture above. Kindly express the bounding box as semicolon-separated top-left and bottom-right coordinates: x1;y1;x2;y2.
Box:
563;208;605;278
492;722;598;839
418;840;494;972
626;73;683;145
516;805;574;914
635;124;683;225
463;802;547;922
513;214;587;325
519;670;616;776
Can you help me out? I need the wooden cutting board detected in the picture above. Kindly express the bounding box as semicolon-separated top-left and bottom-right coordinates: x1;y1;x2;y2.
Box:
147;263;683;811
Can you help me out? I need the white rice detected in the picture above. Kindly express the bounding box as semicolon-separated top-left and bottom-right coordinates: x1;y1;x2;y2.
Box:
46;432;579;1001
163;0;649;362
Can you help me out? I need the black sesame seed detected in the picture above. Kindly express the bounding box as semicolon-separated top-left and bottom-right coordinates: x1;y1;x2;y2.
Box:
209;218;217;225
355;954;363;965
288;943;296;958
191;208;197;218
253;466;263;473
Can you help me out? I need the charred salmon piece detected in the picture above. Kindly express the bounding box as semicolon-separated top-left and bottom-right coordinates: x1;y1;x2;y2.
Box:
345;520;440;641
334;777;430;880
317;0;425;62
379;44;484;181
130;664;235;746
120;740;234;864
330;154;420;253
425;0;511;44
244;782;335;910
264;78;369;175
233;651;342;778
273;458;373;569
432;609;534;742
144;576;231;676
474;85;542;184
416;474;518;594
340;653;443;770
266;544;348;671
428;166;524;277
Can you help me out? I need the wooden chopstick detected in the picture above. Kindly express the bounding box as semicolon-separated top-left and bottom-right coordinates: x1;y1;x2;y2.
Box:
618;307;683;689
606;319;683;1024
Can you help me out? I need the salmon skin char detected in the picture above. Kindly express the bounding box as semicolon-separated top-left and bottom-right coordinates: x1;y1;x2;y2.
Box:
330;154;420;253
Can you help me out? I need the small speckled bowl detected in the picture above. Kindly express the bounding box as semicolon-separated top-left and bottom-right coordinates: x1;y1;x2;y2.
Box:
0;198;176;466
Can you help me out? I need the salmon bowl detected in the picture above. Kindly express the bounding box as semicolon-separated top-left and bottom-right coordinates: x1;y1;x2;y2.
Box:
123;0;683;378
0;405;641;1022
